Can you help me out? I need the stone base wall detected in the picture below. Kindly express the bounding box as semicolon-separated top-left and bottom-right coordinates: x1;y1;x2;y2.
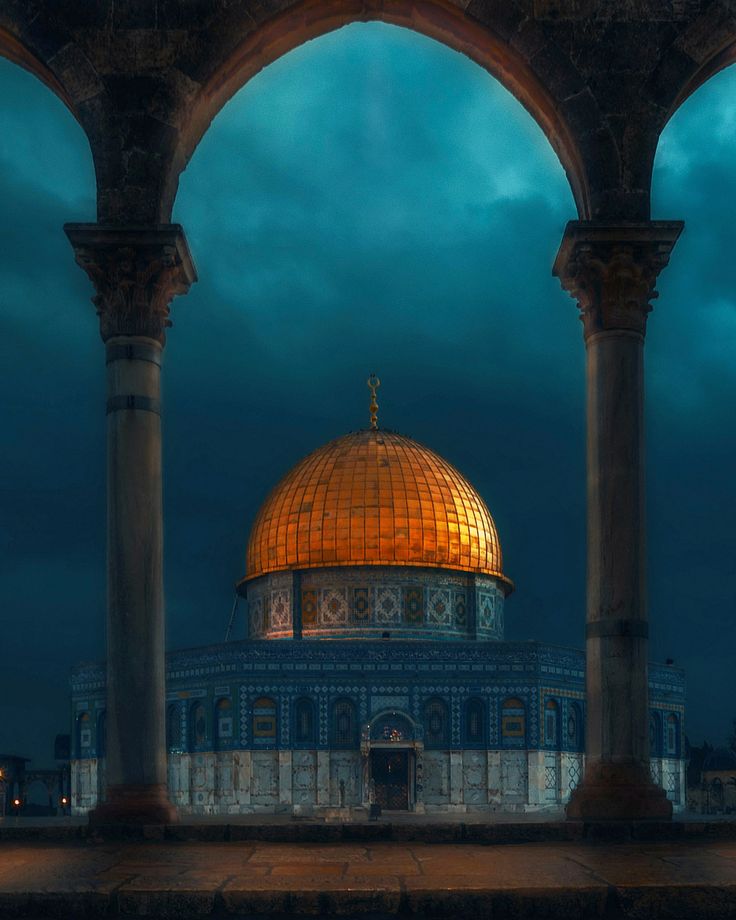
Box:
71;759;99;815
71;750;600;815
72;751;685;815
650;757;686;813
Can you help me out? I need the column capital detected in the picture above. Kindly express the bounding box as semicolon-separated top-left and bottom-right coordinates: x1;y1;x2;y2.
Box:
64;224;197;345
553;221;683;340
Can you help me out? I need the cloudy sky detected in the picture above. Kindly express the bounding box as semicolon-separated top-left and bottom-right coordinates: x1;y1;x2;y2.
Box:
1;24;734;766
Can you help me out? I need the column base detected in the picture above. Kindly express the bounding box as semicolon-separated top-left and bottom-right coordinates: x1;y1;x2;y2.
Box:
566;762;672;822
89;784;178;826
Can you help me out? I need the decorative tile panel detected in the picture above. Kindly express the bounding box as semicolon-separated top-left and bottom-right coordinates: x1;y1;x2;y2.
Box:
239;686;248;747
478;592;496;631
453;591;467;628
375;587;401;625
270;590;292;631
428;589;451;626
320;588;348;626
371;695;410;715
353;587;372;623
249;596;264;638
403;587;424;625
319;695;328;745
301;589;318;628
280;695;289;746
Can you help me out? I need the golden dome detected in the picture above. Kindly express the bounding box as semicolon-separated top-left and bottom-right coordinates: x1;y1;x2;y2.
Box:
243;429;512;590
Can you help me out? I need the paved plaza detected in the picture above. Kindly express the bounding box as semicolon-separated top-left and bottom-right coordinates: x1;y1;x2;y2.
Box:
1;829;736;918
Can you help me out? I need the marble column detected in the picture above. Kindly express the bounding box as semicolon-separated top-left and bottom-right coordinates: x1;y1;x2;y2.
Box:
553;221;682;821
65;224;196;824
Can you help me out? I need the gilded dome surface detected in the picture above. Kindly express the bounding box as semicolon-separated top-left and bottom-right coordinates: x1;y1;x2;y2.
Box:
243;429;511;588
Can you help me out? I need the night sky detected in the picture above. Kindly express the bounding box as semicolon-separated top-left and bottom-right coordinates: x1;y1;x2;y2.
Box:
1;24;734;767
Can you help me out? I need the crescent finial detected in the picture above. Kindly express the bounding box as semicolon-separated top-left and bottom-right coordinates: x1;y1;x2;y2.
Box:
367;374;381;430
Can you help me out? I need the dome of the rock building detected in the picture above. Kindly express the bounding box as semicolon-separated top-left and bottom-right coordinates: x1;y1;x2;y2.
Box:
243;428;510;585
239;428;512;642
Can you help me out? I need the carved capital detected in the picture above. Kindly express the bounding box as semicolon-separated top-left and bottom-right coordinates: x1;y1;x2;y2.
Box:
553;221;683;340
65;224;197;344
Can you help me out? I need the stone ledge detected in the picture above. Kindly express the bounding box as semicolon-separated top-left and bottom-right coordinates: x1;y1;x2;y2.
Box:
0;886;735;920
2;818;736;844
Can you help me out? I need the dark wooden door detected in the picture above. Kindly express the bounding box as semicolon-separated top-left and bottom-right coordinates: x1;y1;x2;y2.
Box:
372;750;409;810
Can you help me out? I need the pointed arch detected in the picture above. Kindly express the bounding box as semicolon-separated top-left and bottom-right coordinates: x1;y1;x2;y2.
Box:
168;0;591;221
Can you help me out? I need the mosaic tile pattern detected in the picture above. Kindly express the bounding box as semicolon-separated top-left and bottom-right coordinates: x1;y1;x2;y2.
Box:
353;587;372;622
250;568;503;640
249;596;264;638
270;590;291;631
403;587;424;625
243;429;510;583
375;587;402;625
428;589;452;626
453;591;467;628
320;588;349;626
301;589;318;628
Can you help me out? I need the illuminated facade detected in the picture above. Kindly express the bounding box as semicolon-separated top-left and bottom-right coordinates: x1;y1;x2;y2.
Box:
70;425;686;815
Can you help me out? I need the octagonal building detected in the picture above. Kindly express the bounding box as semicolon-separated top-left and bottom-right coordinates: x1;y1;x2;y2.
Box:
70;419;686;815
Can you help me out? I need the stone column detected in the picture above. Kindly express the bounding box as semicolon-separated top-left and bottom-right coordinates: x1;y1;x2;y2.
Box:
65;224;196;824
553;221;682;821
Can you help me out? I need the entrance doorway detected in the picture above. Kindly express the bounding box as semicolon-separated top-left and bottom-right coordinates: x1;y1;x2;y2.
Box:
371;749;409;810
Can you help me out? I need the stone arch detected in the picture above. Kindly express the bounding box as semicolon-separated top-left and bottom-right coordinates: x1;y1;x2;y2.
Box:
0;27;73;113
0;23;105;197
632;12;736;215
368;708;419;743
22;778;52;814
168;0;593;222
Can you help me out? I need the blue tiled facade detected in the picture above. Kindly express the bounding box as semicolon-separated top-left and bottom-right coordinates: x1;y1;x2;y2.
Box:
70;634;686;814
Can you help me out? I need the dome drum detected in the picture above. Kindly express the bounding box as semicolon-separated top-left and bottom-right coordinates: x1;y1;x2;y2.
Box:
244;565;506;642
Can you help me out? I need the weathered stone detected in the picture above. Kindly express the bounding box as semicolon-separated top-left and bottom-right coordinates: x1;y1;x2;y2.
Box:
554;221;682;822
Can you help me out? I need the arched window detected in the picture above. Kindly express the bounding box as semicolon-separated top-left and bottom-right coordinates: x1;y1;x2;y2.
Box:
167;702;182;752
423;698;449;748
464;698;485;746
214;698;233;750
567;702;582;750
501;697;526;747
544;699;559;747
190;702;207;750
294;697;315;744
332;699;357;746
649;711;662;758
253;697;277;741
666;714;678;756
97;711;107;759
76;712;91;757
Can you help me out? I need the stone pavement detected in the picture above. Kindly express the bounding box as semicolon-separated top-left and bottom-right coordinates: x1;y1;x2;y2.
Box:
1;837;736;918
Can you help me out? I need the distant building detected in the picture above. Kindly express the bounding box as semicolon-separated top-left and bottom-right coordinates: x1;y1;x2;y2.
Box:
697;748;736;814
0;753;68;816
71;424;686;815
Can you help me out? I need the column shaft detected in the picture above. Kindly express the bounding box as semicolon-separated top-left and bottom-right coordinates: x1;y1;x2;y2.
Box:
585;331;648;768
65;223;196;825
553;220;682;821
104;338;168;805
